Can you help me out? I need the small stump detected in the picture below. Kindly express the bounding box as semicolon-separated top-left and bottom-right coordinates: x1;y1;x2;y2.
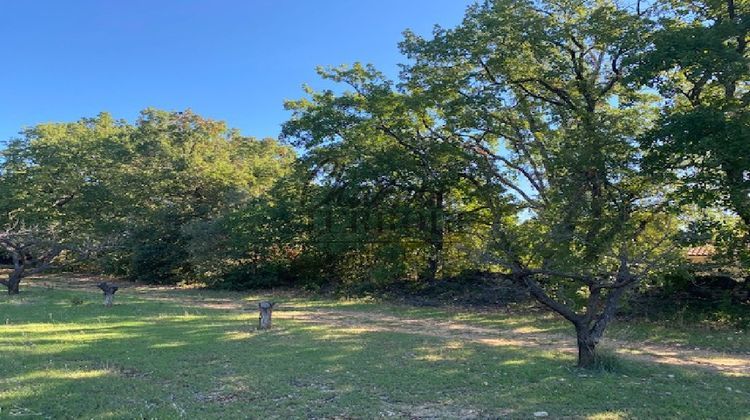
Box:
97;282;119;307
258;301;275;329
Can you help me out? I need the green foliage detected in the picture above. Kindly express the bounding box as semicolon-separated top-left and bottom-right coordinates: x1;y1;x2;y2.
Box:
0;109;294;285
402;0;663;267
635;0;750;247
281;64;502;286
0;113;132;236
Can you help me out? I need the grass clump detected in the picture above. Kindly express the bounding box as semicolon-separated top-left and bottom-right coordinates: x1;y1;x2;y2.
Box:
588;350;625;374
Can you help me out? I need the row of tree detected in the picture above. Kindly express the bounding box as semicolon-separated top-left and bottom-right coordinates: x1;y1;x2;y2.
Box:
0;110;294;290
1;0;747;367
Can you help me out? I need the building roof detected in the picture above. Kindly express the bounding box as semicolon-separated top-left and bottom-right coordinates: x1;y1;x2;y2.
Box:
686;245;715;257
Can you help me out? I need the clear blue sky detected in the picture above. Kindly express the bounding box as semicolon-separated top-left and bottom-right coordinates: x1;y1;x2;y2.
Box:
0;1;473;142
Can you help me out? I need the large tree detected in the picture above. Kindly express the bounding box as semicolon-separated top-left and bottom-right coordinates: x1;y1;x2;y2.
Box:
0;109;293;287
0;113;132;235
0;114;130;293
282;64;500;284
400;0;678;367
120;109;293;283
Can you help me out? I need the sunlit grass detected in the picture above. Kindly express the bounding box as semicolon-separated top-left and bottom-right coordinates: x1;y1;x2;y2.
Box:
0;280;748;418
292;296;749;353
587;411;628;420
16;368;112;380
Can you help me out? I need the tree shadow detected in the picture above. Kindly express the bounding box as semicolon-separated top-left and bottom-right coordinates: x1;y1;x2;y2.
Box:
1;285;748;418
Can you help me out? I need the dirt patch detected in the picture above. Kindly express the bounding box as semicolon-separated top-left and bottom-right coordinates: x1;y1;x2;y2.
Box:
279;308;750;376
30;274;750;376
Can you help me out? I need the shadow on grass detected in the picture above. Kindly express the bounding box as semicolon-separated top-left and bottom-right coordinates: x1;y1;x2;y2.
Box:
1;286;748;419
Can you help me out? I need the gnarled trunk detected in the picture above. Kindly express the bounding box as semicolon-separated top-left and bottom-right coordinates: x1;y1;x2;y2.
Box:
576;328;597;368
1;229;65;295
518;268;633;370
5;265;23;295
7;277;21;295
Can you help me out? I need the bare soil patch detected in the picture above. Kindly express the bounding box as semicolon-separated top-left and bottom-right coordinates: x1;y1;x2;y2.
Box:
29;274;750;376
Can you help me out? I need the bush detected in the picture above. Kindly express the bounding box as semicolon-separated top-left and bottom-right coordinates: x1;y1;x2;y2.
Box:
624;272;749;329
129;240;189;284
212;264;289;290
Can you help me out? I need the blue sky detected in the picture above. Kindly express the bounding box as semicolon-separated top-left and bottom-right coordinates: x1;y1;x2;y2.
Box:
0;1;473;142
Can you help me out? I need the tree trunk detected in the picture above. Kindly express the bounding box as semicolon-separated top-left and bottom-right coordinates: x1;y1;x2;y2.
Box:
258;301;274;329
6;257;24;295
6;267;23;295
423;191;445;282
7;277;20;295
104;293;114;307
576;329;597;368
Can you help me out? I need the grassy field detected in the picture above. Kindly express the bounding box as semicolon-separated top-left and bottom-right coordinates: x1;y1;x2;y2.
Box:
1;277;748;419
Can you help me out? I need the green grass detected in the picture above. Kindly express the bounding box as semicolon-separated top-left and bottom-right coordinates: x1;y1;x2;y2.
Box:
1;282;748;419
289;298;750;354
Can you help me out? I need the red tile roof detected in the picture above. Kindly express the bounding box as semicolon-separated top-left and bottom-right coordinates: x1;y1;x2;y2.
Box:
686;245;715;257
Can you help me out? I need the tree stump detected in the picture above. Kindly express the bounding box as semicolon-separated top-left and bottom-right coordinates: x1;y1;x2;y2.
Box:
97;282;119;307
258;301;275;329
